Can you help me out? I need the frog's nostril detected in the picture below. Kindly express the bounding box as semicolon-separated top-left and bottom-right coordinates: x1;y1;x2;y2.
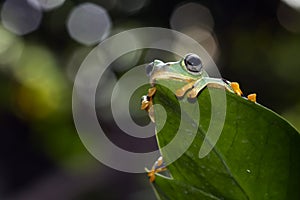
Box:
146;62;154;77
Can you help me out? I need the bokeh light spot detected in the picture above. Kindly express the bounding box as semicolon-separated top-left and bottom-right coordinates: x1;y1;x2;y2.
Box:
27;0;65;11
1;0;42;35
0;25;23;66
181;27;219;59
281;0;300;9
67;3;112;45
169;3;218;59
170;2;214;32
104;30;142;72
11;45;68;119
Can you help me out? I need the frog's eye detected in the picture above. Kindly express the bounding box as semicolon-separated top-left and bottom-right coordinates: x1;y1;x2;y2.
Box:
146;62;154;77
184;54;203;74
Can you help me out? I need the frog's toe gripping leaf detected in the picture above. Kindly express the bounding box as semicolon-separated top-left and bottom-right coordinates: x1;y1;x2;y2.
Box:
150;80;300;200
230;82;243;96
247;93;256;102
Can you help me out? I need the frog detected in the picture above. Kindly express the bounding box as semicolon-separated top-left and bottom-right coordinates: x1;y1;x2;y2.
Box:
141;53;256;182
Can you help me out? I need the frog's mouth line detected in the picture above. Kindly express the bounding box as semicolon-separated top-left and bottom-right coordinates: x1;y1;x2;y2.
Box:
150;71;195;85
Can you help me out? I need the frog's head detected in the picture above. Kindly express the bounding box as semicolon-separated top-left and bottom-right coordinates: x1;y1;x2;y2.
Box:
146;53;205;85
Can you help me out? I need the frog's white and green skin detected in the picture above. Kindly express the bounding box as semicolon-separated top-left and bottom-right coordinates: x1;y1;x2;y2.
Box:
141;53;256;182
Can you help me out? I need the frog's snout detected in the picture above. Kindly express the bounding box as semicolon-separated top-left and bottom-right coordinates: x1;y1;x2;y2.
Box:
146;59;166;77
146;62;154;77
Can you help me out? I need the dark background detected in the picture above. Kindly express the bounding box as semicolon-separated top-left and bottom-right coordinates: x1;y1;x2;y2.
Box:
0;0;300;199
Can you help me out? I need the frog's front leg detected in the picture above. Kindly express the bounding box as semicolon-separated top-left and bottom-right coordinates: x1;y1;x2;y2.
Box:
175;81;196;98
186;77;233;99
185;78;257;102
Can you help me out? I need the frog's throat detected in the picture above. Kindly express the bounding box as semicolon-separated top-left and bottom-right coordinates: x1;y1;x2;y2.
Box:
150;72;195;85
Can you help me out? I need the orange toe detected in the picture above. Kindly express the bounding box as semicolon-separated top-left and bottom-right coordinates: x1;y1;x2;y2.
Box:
247;93;256;102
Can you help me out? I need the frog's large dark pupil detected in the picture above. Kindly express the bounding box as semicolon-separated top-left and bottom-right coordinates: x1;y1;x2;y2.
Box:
184;54;202;73
187;57;201;66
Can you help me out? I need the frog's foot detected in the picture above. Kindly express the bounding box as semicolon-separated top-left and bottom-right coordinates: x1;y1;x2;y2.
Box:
230;82;243;96
247;93;256;102
148;166;167;183
141;95;151;110
141;87;156;122
147;156;167;183
141;87;157;111
230;82;257;102
175;81;196;98
187;87;199;99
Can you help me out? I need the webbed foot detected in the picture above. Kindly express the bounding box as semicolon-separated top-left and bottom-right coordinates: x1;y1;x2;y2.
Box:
147;156;167;183
141;87;156;122
141;87;157;111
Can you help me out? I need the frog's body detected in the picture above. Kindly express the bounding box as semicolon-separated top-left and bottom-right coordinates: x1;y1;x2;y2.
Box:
141;53;256;182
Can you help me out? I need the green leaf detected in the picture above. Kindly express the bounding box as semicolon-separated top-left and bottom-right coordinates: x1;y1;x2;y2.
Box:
150;80;300;200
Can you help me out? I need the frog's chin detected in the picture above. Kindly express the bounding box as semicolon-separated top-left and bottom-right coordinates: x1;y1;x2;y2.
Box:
150;72;195;85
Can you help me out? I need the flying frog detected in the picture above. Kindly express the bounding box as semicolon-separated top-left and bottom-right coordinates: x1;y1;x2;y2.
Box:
141;53;256;182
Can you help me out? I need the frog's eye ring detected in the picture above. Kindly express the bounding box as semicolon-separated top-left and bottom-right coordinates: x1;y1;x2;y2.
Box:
146;62;154;77
184;54;203;74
